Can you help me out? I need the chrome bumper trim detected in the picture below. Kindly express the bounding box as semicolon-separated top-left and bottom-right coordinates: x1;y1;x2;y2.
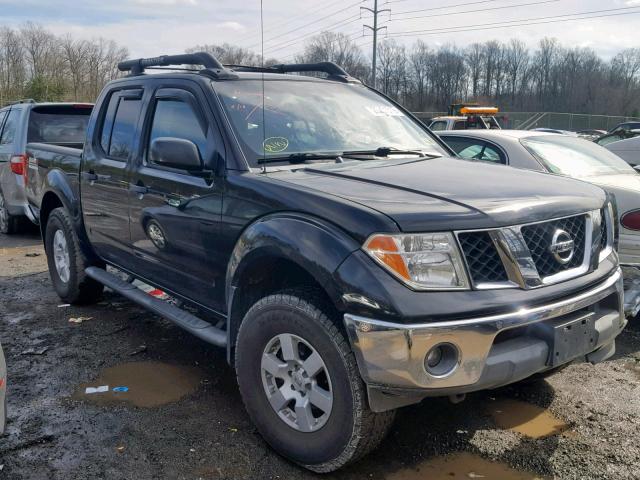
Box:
344;268;624;390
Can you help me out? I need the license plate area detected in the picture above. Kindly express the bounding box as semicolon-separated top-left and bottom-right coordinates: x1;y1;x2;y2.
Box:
550;312;597;366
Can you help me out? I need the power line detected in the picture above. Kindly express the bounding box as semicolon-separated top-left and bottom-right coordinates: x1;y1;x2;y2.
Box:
239;0;350;45
262;14;362;56
385;6;640;37
384;0;502;8
390;0;560;22
244;0;363;50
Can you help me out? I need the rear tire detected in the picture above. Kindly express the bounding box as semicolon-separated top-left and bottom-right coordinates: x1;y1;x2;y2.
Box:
0;189;22;235
235;289;395;472
44;207;103;304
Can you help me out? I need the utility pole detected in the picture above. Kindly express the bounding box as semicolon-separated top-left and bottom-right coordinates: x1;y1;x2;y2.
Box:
362;0;390;89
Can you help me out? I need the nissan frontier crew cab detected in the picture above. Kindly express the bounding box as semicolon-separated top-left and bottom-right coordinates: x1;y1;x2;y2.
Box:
24;53;625;473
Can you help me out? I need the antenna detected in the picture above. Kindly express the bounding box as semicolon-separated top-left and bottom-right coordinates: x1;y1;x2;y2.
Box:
260;0;267;172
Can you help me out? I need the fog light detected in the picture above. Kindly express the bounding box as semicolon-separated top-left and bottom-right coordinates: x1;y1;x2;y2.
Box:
424;343;459;377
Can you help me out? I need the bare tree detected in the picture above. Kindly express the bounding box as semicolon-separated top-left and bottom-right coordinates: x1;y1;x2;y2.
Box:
295;31;370;81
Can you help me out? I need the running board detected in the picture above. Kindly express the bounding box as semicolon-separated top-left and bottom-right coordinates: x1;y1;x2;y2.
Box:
85;267;227;347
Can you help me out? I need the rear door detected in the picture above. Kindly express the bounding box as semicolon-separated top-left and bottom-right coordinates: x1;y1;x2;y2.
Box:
81;87;144;265
127;81;225;311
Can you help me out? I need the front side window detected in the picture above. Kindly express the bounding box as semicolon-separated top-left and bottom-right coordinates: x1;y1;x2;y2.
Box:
0;109;20;146
521;135;635;178
148;98;207;162
215;79;446;167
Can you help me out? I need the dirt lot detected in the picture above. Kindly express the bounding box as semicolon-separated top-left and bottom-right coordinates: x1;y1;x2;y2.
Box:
1;231;640;479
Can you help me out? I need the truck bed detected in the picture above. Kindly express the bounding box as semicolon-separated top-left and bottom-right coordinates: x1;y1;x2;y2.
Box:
25;142;82;214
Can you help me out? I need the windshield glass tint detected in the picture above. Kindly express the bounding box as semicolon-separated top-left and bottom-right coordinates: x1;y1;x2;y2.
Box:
215;79;445;166
521;135;635;178
28;109;91;144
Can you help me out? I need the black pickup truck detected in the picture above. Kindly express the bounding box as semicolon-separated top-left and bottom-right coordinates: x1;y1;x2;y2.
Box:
25;52;625;472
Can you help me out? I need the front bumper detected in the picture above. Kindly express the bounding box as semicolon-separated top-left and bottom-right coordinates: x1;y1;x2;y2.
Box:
344;268;626;412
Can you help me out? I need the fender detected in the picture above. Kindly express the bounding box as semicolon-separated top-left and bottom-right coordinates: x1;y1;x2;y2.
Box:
225;212;361;353
39;169;99;263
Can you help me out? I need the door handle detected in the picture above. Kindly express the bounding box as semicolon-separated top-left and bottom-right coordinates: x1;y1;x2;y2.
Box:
129;183;149;195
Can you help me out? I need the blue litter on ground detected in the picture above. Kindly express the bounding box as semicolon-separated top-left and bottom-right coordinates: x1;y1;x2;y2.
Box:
112;386;129;392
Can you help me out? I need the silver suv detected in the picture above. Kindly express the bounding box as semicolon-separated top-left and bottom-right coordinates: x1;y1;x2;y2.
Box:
0;101;92;233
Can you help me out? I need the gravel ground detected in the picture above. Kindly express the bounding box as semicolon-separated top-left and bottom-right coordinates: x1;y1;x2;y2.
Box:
1;231;639;479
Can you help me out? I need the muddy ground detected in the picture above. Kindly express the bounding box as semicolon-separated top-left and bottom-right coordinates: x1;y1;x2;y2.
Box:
1;231;640;479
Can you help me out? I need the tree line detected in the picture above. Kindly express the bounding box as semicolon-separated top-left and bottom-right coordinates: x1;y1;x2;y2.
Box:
0;23;128;105
2;23;639;118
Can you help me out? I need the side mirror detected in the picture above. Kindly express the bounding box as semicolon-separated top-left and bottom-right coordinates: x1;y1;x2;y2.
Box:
149;137;202;171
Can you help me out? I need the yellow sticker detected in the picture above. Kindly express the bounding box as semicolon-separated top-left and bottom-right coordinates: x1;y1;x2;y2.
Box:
263;137;289;154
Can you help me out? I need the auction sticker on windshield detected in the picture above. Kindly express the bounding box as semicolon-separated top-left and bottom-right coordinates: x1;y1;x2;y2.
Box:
263;137;289;153
366;105;403;117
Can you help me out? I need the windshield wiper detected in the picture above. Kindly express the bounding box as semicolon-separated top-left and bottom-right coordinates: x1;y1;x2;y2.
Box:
259;153;344;164
341;147;440;159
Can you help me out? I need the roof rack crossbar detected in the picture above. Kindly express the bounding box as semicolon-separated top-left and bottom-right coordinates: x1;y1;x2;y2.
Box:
269;62;360;83
118;52;237;79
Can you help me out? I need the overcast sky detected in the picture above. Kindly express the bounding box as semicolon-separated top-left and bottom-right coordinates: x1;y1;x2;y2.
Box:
0;0;638;61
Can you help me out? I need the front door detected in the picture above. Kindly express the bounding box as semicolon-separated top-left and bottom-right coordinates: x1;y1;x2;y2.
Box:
127;83;225;313
81;88;144;265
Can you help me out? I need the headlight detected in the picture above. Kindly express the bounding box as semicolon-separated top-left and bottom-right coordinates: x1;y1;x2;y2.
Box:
363;232;469;290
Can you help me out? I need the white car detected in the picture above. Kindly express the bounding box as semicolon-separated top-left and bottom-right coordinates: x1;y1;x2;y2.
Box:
0;342;6;434
595;131;640;167
437;129;640;316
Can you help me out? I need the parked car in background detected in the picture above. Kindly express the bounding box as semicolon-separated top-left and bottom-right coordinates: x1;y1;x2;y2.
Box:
577;129;607;141
0;100;93;234
531;128;579;137
0;342;6;435
438;129;640;316
428;105;501;131
595;130;640;167
609;121;640;134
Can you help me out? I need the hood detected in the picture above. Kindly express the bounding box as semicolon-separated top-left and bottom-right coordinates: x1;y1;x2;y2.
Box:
273;157;606;232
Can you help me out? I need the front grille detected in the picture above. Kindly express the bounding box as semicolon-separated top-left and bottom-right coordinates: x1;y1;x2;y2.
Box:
521;214;586;278
458;231;508;283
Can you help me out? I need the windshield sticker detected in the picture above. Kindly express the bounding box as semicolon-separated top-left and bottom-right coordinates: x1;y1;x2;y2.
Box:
263;137;289;154
366;106;404;117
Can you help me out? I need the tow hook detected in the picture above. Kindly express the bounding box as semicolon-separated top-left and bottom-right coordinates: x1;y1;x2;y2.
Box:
448;393;466;404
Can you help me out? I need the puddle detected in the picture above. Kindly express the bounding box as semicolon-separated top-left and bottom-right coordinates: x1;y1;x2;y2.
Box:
0;245;47;277
488;399;568;438
74;361;203;408
386;452;545;480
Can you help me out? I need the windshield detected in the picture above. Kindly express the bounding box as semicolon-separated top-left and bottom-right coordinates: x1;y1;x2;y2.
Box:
214;79;446;167
521;135;636;178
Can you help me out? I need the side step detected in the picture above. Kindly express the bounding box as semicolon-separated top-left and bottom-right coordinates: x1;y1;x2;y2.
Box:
85;267;227;347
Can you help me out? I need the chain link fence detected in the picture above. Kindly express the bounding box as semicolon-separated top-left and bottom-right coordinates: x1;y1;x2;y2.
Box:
412;111;640;132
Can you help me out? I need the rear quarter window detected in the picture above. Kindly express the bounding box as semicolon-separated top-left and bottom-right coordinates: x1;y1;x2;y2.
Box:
27;106;91;144
0;109;21;146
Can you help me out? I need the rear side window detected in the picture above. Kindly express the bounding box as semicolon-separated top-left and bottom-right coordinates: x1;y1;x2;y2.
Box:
429;121;447;131
441;136;506;164
148;99;207;160
27;106;91;144
0;109;20;146
99;91;142;161
453;120;467;130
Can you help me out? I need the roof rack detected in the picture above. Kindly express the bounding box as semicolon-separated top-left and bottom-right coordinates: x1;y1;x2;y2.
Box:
2;98;36;107
117;52;238;79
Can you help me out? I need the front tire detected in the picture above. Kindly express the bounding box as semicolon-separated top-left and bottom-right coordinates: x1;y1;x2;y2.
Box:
44;207;104;304
235;290;395;472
